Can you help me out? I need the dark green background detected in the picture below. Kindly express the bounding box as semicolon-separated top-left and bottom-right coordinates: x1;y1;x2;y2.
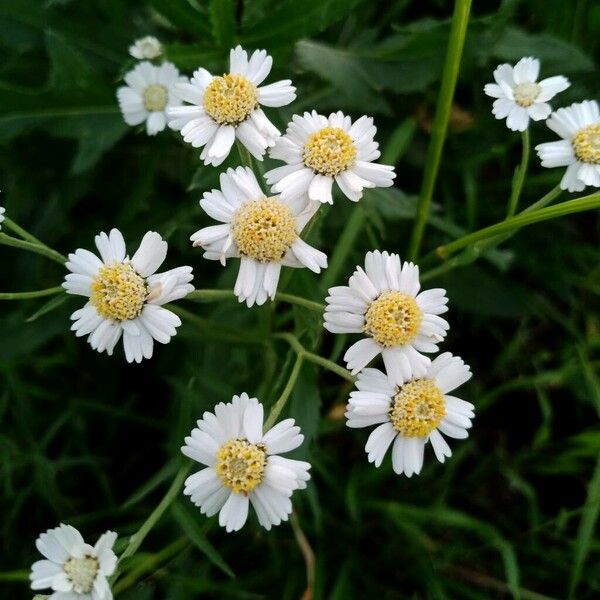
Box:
1;0;599;598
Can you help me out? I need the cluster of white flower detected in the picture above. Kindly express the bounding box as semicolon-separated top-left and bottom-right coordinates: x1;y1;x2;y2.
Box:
485;56;600;193
50;43;600;599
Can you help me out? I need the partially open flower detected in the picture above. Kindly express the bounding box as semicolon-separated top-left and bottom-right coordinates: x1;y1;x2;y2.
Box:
536;100;600;192
265;110;395;205
167;45;296;166
324;250;449;384
30;523;117;599
63;229;194;363
191;167;327;307
181;393;311;531
484;57;570;132
117;61;187;136
346;354;473;477
129;36;163;60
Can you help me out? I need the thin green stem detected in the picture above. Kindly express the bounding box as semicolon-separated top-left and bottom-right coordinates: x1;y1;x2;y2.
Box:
0;286;64;300
521;184;562;214
116;465;190;569
3;217;50;248
273;332;355;383
186;289;324;313
264;352;304;430
506;129;530;217
0;233;66;264
407;0;472;260
290;512;316;600
435;192;600;260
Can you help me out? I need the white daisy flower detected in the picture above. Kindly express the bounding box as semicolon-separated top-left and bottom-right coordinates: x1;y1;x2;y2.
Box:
0;206;5;230
181;393;311;532
191;166;327;307
63;229;194;363
324;250;449;384
535;100;600;192
117;61;187;136
484;57;570;132
166;45;295;166
264;110;396;206
346;353;473;477
129;36;163;60
30;523;117;599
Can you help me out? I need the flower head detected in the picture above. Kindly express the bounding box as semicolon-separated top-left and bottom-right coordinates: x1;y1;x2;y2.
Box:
346;353;473;477
0;206;5;230
535;100;600;192
129;36;163;60
191;166;327;307
265;110;395;205
63;229;194;363
324;250;449;384
484;57;570;131
30;523;117;599
181;393;311;532
167;45;296;166
117;61;187;136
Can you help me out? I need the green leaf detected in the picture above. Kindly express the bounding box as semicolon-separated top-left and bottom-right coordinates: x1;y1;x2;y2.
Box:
26;292;69;323
209;0;236;49
381;118;418;166
171;501;235;578
148;0;211;37
45;30;94;89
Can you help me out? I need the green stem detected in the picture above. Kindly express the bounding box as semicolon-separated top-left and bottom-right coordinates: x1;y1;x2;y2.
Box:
407;0;472;260
521;184;562;214
273;332;355;383
3;217;51;248
264;352;304;430
186;289;324;313
113;537;188;595
506;129;530;217
0;286;64;300
116;465;190;569
0;233;66;264
435;192;600;260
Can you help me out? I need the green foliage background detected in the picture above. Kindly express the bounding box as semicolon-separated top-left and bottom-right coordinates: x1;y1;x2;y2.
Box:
1;0;599;598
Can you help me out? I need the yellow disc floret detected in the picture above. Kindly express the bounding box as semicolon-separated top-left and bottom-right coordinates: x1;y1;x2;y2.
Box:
231;197;297;262
203;74;258;125
143;84;169;111
390;378;446;437
216;438;267;494
303;127;357;176
572;123;600;164
90;263;147;321
364;290;423;347
512;82;540;108
63;556;99;594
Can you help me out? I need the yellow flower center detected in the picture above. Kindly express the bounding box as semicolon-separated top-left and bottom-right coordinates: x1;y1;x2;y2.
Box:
203;74;258;125
63;556;99;594
512;82;540;108
390;378;446;437
572;123;600;165
143;84;169;111
231;197;297;262
303;127;357;176
216;438;266;494
90;263;147;321
363;290;423;348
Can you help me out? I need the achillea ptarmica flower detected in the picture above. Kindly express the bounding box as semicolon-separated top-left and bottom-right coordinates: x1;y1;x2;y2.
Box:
117;61;187;136
264;110;396;205
63;229;194;363
167;45;296;166
324;250;449;384
181;393;311;532
0;206;5;229
346;354;473;477
535;100;600;192
30;523;117;599
129;35;163;60
484;57;570;132
191;166;327;307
